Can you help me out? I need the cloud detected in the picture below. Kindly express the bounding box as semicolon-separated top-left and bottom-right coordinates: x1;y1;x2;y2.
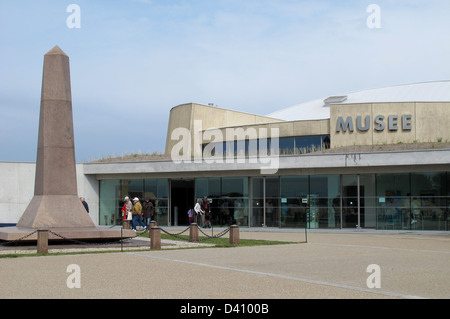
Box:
1;0;450;162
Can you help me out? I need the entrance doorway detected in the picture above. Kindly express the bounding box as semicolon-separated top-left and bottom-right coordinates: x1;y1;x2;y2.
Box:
342;185;364;228
340;174;376;228
170;179;195;226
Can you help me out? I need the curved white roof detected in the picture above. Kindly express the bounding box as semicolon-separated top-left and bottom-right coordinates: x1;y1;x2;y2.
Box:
267;81;450;121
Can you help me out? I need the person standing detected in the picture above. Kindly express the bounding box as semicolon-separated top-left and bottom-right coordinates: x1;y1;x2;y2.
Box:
132;197;146;231
194;199;204;227
142;198;154;226
80;197;89;213
187;206;195;224
203;196;212;228
123;196;133;221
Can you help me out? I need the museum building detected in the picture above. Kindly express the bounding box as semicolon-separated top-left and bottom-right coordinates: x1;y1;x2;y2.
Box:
1;81;450;231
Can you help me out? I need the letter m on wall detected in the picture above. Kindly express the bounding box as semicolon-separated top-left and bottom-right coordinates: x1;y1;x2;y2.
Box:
336;116;354;133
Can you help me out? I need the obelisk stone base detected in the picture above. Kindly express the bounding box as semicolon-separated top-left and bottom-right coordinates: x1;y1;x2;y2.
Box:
17;195;95;228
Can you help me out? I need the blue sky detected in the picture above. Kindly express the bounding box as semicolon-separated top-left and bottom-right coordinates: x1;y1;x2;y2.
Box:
1;0;450;162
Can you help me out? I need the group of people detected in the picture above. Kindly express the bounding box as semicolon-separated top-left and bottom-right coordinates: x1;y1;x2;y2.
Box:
122;196;155;231
188;197;212;228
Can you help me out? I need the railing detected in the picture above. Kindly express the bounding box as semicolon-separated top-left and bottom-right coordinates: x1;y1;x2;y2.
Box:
0;222;239;254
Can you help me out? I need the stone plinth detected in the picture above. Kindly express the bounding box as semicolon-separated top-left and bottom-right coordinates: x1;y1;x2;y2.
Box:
150;227;161;250
189;223;199;242
229;225;240;245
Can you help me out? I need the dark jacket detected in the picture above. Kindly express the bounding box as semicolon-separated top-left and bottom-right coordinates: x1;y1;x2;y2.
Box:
142;200;154;218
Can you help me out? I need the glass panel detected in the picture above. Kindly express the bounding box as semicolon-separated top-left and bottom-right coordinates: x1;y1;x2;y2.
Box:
410;172;447;230
251;177;264;227
376;173;410;230
224;141;234;158
341;175;359;228
99;179;121;226
279;137;294;155
280;176;307;228
294;136;323;154
195;178;249;227
195;178;221;226
195;178;208;200
310;175;340;229
266;177;281;227
221;177;248;226
208;178;221;197
360;174;376;228
126;179;144;227
146;179;168;226
447;172;450;231
126;179;144;200
246;139;258;157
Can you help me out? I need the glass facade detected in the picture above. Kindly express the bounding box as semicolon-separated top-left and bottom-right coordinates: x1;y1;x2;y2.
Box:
376;172;449;230
98;172;449;231
195;177;249;226
202;135;330;157
280;176;307;228
99;179;168;226
310;175;341;228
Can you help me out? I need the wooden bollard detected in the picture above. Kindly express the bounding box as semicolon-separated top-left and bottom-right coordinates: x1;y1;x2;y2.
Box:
149;220;157;228
37;229;49;253
229;225;240;245
189;223;199;242
150;226;161;250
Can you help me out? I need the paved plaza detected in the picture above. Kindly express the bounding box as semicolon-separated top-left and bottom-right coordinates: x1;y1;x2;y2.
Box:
0;228;449;300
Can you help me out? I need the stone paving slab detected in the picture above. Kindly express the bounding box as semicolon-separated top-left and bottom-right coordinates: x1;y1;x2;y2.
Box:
0;229;449;301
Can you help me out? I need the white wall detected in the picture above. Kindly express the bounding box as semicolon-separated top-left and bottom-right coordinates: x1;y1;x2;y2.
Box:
0;162;99;225
0;162;35;224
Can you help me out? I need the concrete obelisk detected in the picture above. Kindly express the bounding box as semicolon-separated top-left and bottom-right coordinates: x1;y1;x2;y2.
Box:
0;46;135;242
16;46;95;228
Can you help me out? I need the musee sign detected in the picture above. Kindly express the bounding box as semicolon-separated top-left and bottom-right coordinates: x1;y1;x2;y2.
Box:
336;114;412;133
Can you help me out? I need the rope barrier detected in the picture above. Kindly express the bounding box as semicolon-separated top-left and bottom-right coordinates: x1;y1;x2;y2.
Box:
0;224;234;249
0;230;38;246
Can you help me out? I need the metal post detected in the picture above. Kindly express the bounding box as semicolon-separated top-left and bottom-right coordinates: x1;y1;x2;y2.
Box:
357;174;361;230
340;175;343;229
263;176;266;227
305;221;308;243
174;206;178;227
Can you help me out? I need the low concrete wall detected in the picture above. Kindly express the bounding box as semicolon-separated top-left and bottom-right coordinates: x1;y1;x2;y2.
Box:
0;162;98;225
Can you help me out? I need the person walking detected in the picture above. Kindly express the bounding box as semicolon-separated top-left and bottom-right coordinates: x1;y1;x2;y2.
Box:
131;197;146;231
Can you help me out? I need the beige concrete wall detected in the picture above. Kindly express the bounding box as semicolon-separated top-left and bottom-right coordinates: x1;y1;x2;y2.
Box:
0;162;98;225
415;102;450;143
201;119;329;144
331;102;450;148
166;101;450;155
164;103;193;155
165;103;282;156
